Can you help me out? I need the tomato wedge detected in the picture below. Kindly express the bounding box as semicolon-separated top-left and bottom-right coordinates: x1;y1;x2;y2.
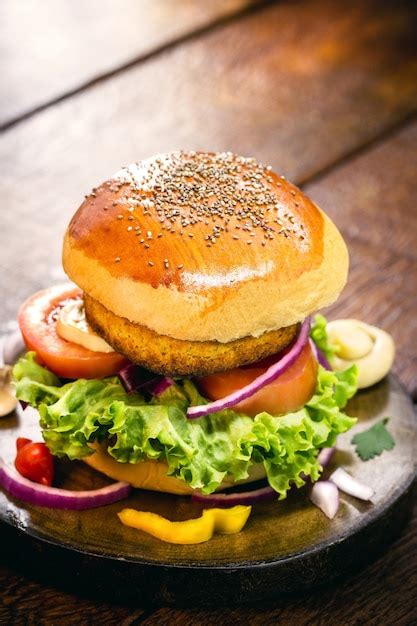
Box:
18;285;128;379
197;342;318;417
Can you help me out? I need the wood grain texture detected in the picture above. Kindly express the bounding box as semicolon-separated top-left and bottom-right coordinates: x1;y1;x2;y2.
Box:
1;0;416;328
0;0;257;127
0;565;147;626
304;121;417;397
140;509;417;625
306;120;417;261
0;510;416;624
1;0;417;621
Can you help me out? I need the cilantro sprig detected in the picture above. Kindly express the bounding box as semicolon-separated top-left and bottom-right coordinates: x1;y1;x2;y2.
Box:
351;418;395;461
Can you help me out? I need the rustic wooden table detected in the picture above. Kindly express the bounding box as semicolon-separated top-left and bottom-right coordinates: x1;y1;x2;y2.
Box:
1;0;416;623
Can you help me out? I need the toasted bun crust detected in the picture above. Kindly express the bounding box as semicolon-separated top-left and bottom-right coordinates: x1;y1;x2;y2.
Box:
84;443;267;495
84;293;298;376
63;152;348;343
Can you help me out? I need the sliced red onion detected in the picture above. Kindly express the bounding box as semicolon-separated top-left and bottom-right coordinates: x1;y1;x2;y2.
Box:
310;481;339;519
148;377;174;397
318;447;335;468
192;485;276;508
187;318;310;419
19;400;28;411
309;338;332;370
0;459;131;510
118;362;161;394
329;468;374;501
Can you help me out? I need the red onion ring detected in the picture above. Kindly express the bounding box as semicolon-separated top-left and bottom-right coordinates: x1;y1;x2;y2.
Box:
192;484;276;508
149;377;174;397
118;362;161;394
0;459;131;510
187;318;310;419
309;338;332;370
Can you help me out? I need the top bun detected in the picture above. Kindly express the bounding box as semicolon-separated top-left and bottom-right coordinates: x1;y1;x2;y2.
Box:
63;151;348;343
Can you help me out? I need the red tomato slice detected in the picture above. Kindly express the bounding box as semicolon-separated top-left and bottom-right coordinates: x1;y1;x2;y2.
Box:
197;342;318;417
18;285;128;379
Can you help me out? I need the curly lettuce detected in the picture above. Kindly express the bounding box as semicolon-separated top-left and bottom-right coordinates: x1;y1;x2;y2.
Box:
13;352;357;497
310;313;339;362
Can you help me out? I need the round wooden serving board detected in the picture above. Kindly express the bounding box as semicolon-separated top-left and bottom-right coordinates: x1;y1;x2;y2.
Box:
0;335;416;606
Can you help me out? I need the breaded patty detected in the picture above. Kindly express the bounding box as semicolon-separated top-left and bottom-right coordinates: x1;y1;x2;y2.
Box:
84;294;298;377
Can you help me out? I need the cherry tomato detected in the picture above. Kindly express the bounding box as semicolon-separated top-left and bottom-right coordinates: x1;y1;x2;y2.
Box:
18;285;128;379
16;437;32;451
15;438;55;486
197;342;318;417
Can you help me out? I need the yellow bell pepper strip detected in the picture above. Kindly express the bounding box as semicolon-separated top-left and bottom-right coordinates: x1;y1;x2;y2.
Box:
118;505;252;544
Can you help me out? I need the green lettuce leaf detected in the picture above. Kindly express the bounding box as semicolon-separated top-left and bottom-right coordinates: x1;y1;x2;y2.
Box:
13;352;357;497
310;313;339;361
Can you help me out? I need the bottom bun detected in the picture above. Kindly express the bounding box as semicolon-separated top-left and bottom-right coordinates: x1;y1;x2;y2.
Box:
83;442;267;495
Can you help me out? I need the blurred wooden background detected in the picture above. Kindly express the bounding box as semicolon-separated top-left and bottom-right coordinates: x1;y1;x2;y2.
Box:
1;0;416;623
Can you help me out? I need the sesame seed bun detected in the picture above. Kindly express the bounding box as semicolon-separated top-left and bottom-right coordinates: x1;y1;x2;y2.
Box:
63;151;348;344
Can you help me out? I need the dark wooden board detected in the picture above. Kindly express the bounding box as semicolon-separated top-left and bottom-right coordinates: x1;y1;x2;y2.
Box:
140;504;417;625
2;512;417;624
0;0;256;127
0;335;415;606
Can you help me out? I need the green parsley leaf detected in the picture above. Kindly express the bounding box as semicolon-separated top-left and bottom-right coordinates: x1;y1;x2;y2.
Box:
351;418;395;461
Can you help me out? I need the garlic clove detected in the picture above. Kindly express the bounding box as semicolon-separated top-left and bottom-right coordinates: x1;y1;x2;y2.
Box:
0;365;17;417
0;385;17;417
327;319;395;389
327;319;373;360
